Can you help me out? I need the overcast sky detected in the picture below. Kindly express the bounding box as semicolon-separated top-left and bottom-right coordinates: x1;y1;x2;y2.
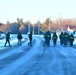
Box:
0;0;76;23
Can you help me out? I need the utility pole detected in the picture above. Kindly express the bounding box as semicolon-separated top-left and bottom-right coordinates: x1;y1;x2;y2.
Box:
28;21;30;33
33;24;34;34
49;17;50;31
38;20;40;35
58;13;62;33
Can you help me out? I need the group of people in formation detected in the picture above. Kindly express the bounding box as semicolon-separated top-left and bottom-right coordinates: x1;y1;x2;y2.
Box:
59;32;74;46
4;30;75;47
43;31;75;47
4;31;32;47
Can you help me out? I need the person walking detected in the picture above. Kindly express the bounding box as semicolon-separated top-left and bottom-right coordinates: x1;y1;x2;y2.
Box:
69;33;74;46
52;32;58;46
59;32;64;45
17;31;22;45
44;31;51;46
28;31;32;46
64;32;68;46
4;31;11;47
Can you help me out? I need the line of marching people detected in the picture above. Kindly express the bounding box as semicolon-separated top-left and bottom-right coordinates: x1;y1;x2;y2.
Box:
43;31;75;47
43;31;58;46
4;30;74;47
59;32;74;46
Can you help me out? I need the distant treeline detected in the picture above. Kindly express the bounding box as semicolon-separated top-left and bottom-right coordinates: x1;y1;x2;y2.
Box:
0;18;76;34
0;23;43;34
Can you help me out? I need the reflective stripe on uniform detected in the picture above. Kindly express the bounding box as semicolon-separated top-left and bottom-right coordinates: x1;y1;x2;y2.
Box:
70;37;73;39
65;35;68;37
54;37;56;38
48;35;50;37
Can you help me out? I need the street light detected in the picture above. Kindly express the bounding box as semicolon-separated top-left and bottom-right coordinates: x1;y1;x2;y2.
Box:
57;13;62;33
49;17;51;31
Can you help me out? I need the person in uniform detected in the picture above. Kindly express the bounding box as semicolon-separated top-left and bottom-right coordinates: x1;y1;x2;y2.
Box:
69;33;74;46
64;32;68;46
52;32;58;46
44;31;51;46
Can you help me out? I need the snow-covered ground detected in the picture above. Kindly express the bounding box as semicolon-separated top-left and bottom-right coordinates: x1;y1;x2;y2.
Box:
0;34;28;49
0;34;76;75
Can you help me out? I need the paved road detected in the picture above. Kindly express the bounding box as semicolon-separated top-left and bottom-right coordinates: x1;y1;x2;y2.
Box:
0;36;76;75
